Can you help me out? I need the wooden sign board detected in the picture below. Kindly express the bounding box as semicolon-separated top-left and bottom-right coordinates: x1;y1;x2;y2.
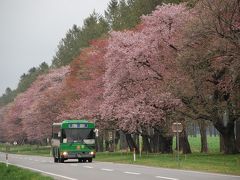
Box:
172;122;183;133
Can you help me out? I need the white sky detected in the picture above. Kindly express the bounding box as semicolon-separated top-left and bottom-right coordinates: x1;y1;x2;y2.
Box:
0;0;110;95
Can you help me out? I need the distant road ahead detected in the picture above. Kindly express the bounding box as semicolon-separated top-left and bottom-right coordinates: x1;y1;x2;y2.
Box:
0;152;239;180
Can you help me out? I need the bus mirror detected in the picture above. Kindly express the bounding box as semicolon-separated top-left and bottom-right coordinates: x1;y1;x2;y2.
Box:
94;129;99;137
58;131;61;137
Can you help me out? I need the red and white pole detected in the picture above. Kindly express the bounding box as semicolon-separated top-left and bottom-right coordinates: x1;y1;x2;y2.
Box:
6;153;8;167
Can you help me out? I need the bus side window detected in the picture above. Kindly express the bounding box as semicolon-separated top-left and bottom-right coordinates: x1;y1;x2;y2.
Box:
61;130;66;143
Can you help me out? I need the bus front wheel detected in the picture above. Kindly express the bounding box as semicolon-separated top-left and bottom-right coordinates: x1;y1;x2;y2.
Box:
88;158;92;163
60;158;64;163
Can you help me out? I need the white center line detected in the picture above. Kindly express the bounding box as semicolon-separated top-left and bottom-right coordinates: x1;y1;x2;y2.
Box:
156;176;179;180
101;168;114;172
83;166;93;169
124;171;141;175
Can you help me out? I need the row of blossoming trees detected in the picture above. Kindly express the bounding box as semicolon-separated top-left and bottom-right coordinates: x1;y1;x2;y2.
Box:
0;0;239;154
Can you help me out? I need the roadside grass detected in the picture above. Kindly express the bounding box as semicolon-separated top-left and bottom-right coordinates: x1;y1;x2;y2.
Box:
0;136;240;175
96;151;240;175
188;135;220;153
0;162;53;180
95;136;240;175
0;144;51;156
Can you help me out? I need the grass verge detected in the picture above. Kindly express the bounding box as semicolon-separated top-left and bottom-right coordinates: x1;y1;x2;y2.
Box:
0;162;53;180
95;152;240;175
0;144;51;156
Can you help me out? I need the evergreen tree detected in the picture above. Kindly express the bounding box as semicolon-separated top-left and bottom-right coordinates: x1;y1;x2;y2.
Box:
39;62;49;73
105;0;120;29
52;24;82;67
104;0;162;30
0;87;17;106
52;13;109;68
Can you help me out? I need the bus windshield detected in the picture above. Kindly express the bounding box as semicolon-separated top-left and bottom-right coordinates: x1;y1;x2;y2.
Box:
62;128;95;144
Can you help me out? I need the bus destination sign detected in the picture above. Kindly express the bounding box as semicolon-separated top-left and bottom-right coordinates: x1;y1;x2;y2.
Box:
68;123;88;128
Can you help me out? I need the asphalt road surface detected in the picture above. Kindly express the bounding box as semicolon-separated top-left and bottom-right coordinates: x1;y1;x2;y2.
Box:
0;152;239;180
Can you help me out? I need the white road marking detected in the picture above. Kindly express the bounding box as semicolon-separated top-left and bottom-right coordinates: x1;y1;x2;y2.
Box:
83;166;93;169
156;176;179;180
3;162;78;180
174;169;240;178
124;171;141;175
101;168;114;172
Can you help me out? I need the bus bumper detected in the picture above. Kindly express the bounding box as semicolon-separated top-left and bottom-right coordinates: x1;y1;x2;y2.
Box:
61;151;95;159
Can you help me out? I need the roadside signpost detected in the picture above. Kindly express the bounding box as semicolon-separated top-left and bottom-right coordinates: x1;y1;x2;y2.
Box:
5;143;10;167
133;148;136;161
172;122;183;167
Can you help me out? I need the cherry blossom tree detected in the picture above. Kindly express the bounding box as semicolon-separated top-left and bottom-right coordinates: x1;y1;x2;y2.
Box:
58;39;108;123
1;95;29;143
22;66;69;142
101;4;190;152
1;66;69;143
179;0;240;154
0;105;16;142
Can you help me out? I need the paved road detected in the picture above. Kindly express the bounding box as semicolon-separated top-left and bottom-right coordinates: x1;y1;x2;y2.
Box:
0;152;239;180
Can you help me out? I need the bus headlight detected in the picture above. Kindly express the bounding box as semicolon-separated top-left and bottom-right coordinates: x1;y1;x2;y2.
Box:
90;151;94;155
63;151;68;157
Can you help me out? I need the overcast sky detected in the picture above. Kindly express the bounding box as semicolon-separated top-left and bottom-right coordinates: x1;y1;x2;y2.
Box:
0;0;110;96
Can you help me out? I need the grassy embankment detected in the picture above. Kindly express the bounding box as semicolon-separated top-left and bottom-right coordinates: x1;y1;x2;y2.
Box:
96;136;240;175
0;146;53;179
0;163;53;180
0;136;240;175
0;144;51;156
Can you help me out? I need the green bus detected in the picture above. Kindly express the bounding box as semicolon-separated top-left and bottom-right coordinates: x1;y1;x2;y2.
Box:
51;120;97;163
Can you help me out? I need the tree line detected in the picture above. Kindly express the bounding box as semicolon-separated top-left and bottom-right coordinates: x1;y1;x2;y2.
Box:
0;62;49;106
1;0;178;107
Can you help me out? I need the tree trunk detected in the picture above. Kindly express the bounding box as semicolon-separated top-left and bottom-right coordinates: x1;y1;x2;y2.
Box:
105;140;110;151
198;120;208;153
220;134;224;153
119;131;128;150
214;120;239;154
114;131;120;147
96;134;104;152
180;129;192;154
159;134;173;153
125;134;139;153
213;126;218;137
151;133;159;153
142;135;152;153
133;134;139;149
236;119;240;152
209;125;213;137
